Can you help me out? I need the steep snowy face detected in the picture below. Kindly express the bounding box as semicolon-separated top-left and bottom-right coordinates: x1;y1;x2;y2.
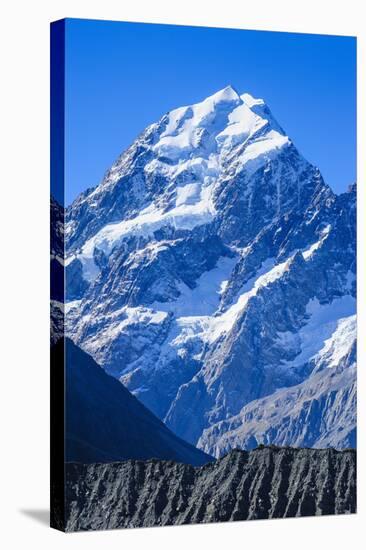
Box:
64;87;356;453
163;187;356;445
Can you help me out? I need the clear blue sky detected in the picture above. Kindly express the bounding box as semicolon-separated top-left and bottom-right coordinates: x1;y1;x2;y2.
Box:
64;18;356;205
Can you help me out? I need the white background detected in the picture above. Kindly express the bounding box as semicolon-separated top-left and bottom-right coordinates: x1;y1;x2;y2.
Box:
0;0;364;548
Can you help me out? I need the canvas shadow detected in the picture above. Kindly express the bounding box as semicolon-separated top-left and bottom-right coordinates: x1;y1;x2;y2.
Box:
20;509;50;527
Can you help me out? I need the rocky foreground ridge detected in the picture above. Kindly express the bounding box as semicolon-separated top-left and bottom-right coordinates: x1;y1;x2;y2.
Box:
65;446;356;531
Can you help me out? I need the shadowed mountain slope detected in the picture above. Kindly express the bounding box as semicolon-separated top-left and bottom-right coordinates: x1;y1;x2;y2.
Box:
52;338;213;466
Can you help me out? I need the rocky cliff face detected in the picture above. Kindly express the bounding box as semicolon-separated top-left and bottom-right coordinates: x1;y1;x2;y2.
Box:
63;86;356;453
50;197;65;344
199;358;356;457
65;446;356;531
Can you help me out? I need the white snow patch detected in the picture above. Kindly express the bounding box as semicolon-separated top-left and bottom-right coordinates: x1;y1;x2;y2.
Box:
175;183;201;206
278;295;356;368
81;306;169;356
65;300;82;313
314;314;356;370
302;224;331;259
152;255;238;317
219;279;229;295
216;102;265;151
69;192;216;282
241;93;265;108
154;257;290;355
206;257;290;342
121;307;168;327
238;131;289;166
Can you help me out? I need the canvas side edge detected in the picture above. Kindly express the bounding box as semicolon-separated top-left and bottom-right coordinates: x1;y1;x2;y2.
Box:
50;18;66;533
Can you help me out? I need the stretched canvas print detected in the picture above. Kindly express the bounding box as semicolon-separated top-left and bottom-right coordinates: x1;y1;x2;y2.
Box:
50;18;357;532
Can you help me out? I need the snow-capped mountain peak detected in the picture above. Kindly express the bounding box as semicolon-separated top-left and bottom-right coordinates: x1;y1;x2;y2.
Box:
66;86;299;259
199;84;241;104
63;86;356;455
153;86;285;162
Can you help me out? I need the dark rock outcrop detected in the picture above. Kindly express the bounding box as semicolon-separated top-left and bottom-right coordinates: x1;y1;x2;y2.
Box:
65;446;356;531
